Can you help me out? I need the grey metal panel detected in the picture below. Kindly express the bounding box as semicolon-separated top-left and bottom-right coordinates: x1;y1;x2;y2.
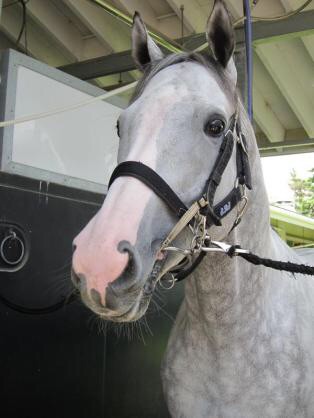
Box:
59;50;136;81
176;10;314;49
0;46;10;167
251;9;314;44
260;138;314;157
0;48;15;171
0;48;125;193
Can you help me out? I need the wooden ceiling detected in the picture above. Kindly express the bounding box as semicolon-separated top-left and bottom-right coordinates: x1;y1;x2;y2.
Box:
0;0;313;155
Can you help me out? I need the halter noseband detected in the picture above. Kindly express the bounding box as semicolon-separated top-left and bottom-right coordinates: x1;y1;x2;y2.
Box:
108;112;252;284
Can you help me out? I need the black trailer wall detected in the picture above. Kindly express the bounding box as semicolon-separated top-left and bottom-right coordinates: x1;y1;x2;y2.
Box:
0;172;183;418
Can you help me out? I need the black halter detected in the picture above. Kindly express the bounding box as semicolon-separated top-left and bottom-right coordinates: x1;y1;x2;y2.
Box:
108;114;252;281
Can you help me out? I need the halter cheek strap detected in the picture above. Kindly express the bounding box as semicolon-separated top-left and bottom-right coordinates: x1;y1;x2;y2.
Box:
204;119;251;223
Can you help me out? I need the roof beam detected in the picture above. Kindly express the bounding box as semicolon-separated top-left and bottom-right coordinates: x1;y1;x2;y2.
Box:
59;49;135;80
0;31;15;50
25;0;83;61
63;0;140;81
114;0;159;28
0;3;70;66
183;9;314;49
164;0;206;33
114;0;184;39
301;33;314;61
259;137;314;157
253;86;285;142
224;2;314;140
255;40;314;137
82;37;109;61
280;0;314;61
63;0;131;53
250;13;314;45
252;50;301;132
59;9;314;77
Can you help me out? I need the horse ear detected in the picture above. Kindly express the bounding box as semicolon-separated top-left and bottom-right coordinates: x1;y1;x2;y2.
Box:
206;0;236;84
132;12;164;71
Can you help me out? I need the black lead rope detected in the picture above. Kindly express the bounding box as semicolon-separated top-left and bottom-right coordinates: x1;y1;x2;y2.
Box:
227;245;314;276
175;245;314;283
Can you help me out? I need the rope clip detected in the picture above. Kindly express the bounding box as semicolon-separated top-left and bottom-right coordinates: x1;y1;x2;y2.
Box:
201;240;249;256
234;193;248;226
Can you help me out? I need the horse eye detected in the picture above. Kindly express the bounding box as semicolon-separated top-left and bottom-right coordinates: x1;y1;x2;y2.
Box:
205;119;225;137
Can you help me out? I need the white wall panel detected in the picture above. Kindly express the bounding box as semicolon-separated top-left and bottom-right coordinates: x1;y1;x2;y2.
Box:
11;66;121;189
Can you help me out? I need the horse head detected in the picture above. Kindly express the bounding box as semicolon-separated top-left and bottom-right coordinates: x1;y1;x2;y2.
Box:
71;0;243;322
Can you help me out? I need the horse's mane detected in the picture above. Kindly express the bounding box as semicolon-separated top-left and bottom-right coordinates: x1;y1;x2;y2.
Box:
130;52;234;104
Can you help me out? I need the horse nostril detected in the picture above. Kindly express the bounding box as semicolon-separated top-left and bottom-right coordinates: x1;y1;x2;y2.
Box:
72;243;77;254
117;240;139;277
104;241;142;310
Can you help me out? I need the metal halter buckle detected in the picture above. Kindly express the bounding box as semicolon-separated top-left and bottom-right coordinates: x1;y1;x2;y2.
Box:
191;214;207;250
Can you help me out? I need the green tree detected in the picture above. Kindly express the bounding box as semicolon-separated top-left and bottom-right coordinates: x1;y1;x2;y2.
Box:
290;168;314;218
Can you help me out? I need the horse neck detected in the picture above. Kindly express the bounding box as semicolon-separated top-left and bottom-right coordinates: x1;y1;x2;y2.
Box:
184;104;280;341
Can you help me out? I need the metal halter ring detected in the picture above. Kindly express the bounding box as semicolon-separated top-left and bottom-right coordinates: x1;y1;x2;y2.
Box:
158;273;177;290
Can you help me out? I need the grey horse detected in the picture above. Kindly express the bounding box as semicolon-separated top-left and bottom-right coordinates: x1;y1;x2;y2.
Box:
72;1;314;416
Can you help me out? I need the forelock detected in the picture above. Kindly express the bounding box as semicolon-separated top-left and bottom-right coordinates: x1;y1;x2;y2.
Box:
130;52;236;104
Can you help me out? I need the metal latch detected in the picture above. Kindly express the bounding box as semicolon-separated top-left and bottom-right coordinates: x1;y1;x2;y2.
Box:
0;223;28;272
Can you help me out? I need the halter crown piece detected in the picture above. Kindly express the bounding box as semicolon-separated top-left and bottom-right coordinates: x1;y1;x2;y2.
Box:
108;110;252;286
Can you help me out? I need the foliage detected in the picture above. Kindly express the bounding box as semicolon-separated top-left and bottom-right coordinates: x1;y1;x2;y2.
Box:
290;168;314;218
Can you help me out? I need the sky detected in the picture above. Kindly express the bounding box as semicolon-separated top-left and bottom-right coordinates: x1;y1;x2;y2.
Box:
261;152;314;204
